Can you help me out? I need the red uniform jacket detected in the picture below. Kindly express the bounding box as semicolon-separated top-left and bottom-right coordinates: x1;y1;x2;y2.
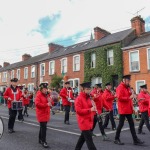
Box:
22;92;30;106
35;91;50;122
60;87;73;106
116;82;133;114
102;89;115;111
138;91;150;113
3;86;22;109
75;92;94;131
90;89;103;114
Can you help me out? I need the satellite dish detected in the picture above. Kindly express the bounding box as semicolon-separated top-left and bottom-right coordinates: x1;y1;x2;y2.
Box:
0;117;4;139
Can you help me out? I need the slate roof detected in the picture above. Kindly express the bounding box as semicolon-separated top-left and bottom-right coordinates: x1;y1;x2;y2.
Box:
0;28;134;72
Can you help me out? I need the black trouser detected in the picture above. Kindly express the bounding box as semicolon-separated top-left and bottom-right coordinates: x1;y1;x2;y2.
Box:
18;109;24;120
8;108;17;130
24;105;28;115
75;130;97;150
39;122;47;143
115;114;138;141
64;105;70;122
92;115;105;135
138;111;150;132
103;110;116;129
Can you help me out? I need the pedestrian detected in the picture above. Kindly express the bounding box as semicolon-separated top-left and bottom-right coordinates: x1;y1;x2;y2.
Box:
35;83;51;148
102;82;116;130
75;82;97;150
60;81;73;125
22;88;29;117
137;84;150;134
90;83;109;140
114;75;144;145
3;78;22;133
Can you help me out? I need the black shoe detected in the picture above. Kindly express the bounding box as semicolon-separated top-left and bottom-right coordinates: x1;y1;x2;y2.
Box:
112;128;116;131
8;129;13;133
27;114;29;117
65;121;70;125
39;140;43;144
42;142;49;148
134;138;144;145
138;131;145;134
102;134;109;141
114;139;124;145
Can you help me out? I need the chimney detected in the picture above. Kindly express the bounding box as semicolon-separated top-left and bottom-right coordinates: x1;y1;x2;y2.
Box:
94;27;110;41
22;54;32;61
3;62;10;67
48;43;64;53
131;15;145;36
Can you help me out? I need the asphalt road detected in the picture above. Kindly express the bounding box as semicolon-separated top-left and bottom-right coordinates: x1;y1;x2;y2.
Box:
0;105;150;150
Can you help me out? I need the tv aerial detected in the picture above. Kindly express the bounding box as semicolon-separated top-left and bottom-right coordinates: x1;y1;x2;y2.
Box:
127;7;145;16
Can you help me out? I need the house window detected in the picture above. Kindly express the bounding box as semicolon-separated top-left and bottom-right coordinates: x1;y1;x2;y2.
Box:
129;51;140;72
91;77;102;87
17;69;20;80
40;63;45;76
91;53;96;68
31;65;35;78
49;61;55;75
147;48;150;69
136;80;145;94
24;67;28;79
2;72;7;82
61;58;67;73
11;70;14;79
68;78;80;93
73;55;80;71
28;83;34;92
107;50;114;65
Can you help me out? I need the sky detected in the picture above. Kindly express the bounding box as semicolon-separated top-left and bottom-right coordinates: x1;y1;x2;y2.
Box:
0;0;150;65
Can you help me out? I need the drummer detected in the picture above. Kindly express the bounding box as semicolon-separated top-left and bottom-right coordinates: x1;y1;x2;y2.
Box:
3;78;22;133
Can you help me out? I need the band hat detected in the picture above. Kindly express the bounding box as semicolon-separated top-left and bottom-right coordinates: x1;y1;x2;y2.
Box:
80;82;91;88
123;75;131;80
105;82;111;86
18;85;24;90
65;81;70;85
96;83;102;88
140;84;147;89
39;83;48;89
10;78;18;82
24;87;28;90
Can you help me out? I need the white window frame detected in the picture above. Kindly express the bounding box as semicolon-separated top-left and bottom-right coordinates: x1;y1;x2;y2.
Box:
147;48;150;70
73;54;80;71
2;72;7;82
136;80;145;94
68;78;80;92
129;50;140;72
107;49;114;66
49;61;55;75
28;83;34;92
40;63;45;76
31;65;35;78
24;67;28;79
91;53;96;68
17;69;20;80
11;70;15;79
61;58;67;73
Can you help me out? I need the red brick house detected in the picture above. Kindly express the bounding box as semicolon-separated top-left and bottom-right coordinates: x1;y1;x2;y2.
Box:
123;16;150;93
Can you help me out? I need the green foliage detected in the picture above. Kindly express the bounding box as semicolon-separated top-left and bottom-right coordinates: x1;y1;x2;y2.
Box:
50;74;63;90
84;43;123;88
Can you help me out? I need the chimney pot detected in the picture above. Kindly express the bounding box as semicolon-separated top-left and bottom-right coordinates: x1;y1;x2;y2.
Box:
3;62;10;67
48;43;64;53
22;54;32;61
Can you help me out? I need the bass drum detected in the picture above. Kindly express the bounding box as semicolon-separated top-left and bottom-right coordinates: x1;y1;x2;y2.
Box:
0;117;4;139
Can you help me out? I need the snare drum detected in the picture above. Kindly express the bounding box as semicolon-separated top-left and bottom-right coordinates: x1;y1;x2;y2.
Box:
11;101;23;110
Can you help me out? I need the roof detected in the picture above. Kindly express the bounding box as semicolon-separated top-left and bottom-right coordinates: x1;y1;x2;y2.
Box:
0;28;134;72
122;31;150;50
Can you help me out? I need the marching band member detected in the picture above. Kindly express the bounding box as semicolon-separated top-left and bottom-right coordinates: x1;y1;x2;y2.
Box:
102;82;116;130
137;84;150;134
75;82;97;150
22;88;29;117
114;75;144;145
3;78;22;133
90;83;109;140
60;81;73;125
35;83;51;148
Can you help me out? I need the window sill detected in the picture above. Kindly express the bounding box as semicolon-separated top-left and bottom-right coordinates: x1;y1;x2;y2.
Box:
31;77;35;79
73;70;80;72
130;71;140;73
49;74;54;76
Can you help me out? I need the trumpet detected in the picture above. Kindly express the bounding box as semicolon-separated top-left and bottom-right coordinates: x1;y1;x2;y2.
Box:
129;87;137;105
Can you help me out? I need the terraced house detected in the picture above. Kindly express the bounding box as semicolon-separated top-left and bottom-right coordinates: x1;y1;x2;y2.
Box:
0;16;144;92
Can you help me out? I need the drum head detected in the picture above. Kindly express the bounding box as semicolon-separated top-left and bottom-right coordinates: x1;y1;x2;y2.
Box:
0;117;4;139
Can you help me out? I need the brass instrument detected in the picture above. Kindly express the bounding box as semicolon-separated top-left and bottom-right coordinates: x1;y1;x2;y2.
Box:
129;87;138;105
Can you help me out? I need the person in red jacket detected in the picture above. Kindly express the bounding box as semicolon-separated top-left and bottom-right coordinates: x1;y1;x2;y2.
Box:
103;82;116;130
114;75;144;146
3;78;22;133
137;84;150;134
35;83;51;148
90;83;109;140
60;81;73;125
75;82;97;150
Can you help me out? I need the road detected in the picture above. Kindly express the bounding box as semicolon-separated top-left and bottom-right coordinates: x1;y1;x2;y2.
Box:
0;105;150;150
